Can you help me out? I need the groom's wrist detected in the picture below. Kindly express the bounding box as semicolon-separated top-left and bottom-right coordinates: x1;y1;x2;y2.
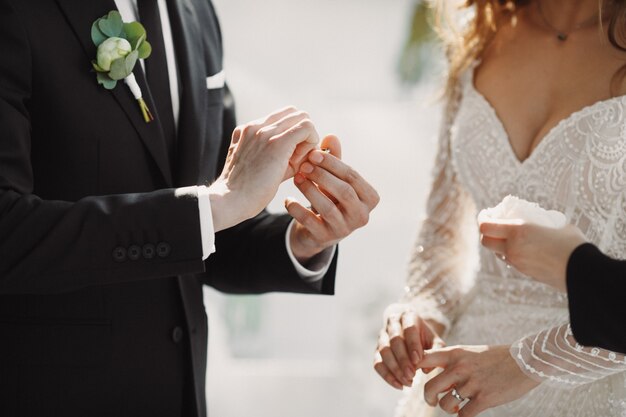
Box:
207;179;252;232
208;182;232;232
288;222;331;263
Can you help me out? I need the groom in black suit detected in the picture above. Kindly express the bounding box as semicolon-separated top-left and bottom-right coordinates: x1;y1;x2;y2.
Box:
0;0;379;416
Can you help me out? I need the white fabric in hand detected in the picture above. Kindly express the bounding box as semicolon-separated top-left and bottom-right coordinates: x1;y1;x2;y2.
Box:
477;195;566;229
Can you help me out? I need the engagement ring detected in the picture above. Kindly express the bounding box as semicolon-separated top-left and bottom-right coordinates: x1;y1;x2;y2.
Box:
451;388;466;402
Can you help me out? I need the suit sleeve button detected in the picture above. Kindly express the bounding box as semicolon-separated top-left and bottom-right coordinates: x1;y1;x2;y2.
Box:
172;326;184;343
156;242;171;258
128;245;142;261
112;247;127;262
142;243;156;259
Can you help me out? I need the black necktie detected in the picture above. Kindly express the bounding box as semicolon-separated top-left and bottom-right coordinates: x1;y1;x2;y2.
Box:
137;0;177;160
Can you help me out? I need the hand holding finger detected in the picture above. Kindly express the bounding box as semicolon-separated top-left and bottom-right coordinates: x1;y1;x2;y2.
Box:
307;151;380;209
294;175;350;237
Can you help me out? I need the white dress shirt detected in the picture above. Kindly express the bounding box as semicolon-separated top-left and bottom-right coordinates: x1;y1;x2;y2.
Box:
114;0;334;279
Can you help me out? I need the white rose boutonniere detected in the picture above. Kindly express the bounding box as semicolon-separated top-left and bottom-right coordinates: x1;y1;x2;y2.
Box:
91;11;154;122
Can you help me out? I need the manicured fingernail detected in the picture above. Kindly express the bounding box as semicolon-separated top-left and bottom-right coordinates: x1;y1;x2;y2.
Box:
309;151;324;164
300;162;314;174
294;173;305;185
411;351;420;365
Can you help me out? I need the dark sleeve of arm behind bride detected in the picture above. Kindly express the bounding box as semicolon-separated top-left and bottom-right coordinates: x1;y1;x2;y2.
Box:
566;243;626;355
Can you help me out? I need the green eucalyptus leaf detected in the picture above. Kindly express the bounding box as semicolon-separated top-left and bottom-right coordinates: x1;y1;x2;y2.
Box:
91;20;108;47
99;11;124;38
137;40;152;60
123;22;146;48
134;34;146;51
97;72;117;90
124;50;139;75
108;57;130;81
91;60;106;73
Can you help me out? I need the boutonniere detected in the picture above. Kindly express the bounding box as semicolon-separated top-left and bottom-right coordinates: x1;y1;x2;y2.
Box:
91;11;154;123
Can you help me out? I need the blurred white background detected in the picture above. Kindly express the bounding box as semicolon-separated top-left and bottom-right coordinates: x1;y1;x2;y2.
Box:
204;0;442;416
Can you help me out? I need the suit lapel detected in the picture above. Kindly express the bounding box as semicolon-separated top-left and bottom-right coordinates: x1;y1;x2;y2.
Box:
168;0;208;186
55;0;174;187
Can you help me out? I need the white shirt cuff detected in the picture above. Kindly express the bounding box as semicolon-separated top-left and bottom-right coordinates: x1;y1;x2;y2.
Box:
176;185;216;260
196;185;216;260
285;220;336;283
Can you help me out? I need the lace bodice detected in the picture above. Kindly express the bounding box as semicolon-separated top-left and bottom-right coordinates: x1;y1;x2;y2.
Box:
401;66;626;391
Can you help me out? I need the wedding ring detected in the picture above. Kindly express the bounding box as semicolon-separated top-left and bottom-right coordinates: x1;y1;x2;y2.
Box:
451;388;466;402
499;254;513;268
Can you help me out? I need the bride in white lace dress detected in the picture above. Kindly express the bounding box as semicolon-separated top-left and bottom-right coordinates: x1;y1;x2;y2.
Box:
375;1;626;416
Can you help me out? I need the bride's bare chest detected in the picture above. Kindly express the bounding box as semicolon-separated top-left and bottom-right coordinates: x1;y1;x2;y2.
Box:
474;26;626;163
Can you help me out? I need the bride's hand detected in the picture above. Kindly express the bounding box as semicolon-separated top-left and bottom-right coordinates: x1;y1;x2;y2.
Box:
374;304;445;389
479;222;587;292
418;345;540;417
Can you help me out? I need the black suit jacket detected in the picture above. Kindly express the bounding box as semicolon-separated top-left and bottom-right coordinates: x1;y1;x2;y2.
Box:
0;1;337;416
567;243;626;354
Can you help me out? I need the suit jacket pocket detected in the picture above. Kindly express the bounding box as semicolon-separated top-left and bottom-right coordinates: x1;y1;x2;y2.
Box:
0;317;111;368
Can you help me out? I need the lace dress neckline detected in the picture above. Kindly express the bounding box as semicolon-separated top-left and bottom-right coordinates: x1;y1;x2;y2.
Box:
467;67;626;166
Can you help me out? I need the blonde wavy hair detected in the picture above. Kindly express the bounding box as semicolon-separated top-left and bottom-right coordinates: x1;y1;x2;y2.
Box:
434;0;626;96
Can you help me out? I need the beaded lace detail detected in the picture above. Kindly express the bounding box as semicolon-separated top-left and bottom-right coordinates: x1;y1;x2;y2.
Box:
393;67;626;417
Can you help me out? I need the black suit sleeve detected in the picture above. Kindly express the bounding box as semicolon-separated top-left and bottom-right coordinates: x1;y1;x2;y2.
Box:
567;243;626;354
0;1;205;294
203;212;337;295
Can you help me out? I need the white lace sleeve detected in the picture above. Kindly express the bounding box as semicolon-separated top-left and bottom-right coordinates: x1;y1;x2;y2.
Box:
393;90;478;333
512;323;626;388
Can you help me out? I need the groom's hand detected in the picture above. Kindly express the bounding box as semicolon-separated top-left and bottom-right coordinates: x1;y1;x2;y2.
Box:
285;135;379;263
209;107;319;232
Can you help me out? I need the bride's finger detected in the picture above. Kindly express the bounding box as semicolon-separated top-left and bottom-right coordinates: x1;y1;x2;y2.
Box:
480;235;506;254
402;313;423;365
423;367;462;407
479;221;522;239
389;333;416;383
386;316;415;385
438;384;471;414
380;346;412;387
457;395;489;417
374;352;403;390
